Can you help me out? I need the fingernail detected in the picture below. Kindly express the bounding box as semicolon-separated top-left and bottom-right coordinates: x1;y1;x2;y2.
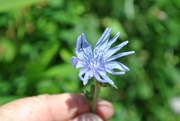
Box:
71;113;103;121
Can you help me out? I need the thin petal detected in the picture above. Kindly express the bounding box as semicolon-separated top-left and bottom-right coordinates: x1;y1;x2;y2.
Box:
105;61;130;71
81;33;93;58
94;28;111;56
104;41;129;59
75;35;82;53
106;68;125;75
75;35;88;60
70;56;85;68
95;28;111;48
96;69;114;86
78;68;89;80
103;76;115;86
106;51;135;62
94;71;108;83
104;32;120;52
78;68;93;85
83;69;93;85
75;33;93;60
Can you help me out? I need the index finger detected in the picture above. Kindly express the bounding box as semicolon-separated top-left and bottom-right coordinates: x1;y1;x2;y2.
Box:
0;93;114;121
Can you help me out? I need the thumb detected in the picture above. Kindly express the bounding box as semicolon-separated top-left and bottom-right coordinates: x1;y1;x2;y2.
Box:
70;113;103;121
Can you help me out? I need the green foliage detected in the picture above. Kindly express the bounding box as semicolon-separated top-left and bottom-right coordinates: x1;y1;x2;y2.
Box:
0;0;44;12
0;0;180;120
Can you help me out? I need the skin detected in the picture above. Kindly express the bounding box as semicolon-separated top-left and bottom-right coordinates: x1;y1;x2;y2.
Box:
0;93;114;121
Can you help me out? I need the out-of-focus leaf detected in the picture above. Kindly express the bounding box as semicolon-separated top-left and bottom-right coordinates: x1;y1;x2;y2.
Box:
0;38;16;63
59;49;72;63
0;0;45;12
40;41;59;69
0;96;20;105
124;0;135;20
38;64;78;79
102;17;128;39
27;41;59;77
36;80;61;94
137;82;153;100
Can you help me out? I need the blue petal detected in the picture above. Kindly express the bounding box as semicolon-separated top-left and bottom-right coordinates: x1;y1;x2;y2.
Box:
75;33;93;60
81;33;93;58
94;50;105;64
75;35;82;53
104;32;120;52
94;71;108;83
70;56;86;68
105;61;130;72
83;69;93;85
78;68;93;85
78;68;88;79
94;28;111;56
106;51;135;62
95;69;114;86
106;68;125;75
95;28;111;48
104;41;129;59
75;35;85;60
104;76;115;86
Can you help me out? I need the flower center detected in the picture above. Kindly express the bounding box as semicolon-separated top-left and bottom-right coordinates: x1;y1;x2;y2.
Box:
89;50;104;69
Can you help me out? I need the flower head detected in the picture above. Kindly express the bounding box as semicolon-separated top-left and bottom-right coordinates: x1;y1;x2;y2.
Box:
71;28;134;87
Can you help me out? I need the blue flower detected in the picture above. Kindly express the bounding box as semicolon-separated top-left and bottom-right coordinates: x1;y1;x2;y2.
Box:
70;28;135;87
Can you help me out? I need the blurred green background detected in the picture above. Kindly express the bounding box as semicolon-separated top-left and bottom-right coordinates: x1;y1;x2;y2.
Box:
0;0;180;120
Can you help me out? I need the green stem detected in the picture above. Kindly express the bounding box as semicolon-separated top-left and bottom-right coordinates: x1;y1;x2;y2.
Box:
91;78;100;113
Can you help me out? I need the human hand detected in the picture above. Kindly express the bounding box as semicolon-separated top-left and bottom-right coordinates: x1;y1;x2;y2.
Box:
0;93;114;121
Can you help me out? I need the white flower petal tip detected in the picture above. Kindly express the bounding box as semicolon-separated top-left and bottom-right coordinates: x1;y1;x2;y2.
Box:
112;84;118;89
124;40;129;44
130;51;135;54
70;28;135;86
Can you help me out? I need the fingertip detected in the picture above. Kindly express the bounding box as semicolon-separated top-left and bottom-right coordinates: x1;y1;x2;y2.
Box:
70;113;103;121
96;100;114;120
45;93;91;120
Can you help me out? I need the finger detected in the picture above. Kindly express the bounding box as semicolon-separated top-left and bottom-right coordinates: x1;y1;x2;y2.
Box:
70;113;103;121
47;94;114;120
96;99;114;120
0;93;90;121
0;93;114;121
46;93;91;120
